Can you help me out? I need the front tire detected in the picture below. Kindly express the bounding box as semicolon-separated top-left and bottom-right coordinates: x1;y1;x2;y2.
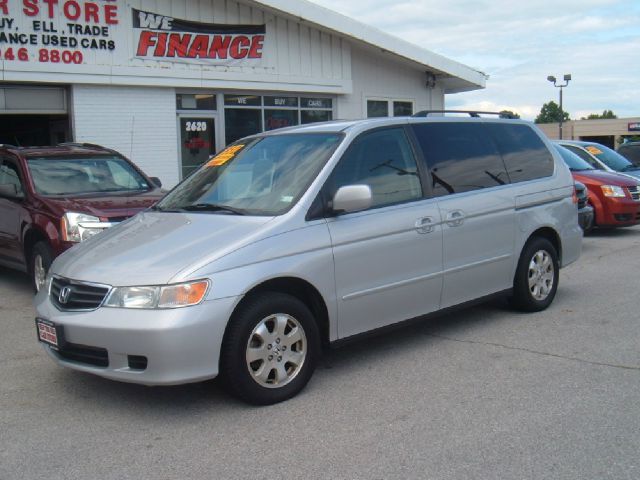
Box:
30;241;53;293
220;292;320;405
511;237;559;312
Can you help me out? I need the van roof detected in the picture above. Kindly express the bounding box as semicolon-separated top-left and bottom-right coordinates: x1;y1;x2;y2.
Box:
262;115;529;136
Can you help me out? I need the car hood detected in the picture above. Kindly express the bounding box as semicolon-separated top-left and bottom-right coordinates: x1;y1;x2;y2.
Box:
618;170;640;181
42;189;164;219
572;170;640;186
51;211;275;286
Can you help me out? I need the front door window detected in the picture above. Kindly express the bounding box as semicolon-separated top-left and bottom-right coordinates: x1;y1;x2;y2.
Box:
180;118;216;179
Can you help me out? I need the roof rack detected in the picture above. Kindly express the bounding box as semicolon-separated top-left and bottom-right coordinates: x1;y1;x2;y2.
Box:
412;110;519;119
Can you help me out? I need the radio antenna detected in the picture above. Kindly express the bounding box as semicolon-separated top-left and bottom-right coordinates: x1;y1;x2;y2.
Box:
129;115;136;159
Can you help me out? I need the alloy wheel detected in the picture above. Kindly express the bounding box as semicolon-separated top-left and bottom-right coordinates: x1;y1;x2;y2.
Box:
528;250;554;301
245;313;307;389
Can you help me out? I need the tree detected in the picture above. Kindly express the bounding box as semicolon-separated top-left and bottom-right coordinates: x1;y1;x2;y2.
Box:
581;110;617;120
499;110;520;119
535;101;570;124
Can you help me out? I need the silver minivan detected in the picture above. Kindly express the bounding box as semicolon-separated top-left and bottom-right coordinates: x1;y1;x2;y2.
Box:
35;116;582;404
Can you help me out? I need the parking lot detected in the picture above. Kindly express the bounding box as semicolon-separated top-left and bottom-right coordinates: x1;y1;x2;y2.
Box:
1;228;639;480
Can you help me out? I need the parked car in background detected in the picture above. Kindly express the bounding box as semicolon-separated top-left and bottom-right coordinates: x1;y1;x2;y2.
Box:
617;141;640;167
554;144;640;229
35;116;582;405
573;180;594;232
557;140;640;181
0;143;165;291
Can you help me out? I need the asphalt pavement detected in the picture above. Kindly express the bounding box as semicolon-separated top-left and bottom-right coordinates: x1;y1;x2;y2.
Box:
1;227;639;480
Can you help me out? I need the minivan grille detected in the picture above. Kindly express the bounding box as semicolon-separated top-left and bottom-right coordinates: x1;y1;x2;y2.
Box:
627;185;640;201
50;277;110;311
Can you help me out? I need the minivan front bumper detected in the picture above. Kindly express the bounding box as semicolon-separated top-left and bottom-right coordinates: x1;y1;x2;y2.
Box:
34;290;239;385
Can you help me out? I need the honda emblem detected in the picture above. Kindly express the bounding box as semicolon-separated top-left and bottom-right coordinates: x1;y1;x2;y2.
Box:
58;286;72;304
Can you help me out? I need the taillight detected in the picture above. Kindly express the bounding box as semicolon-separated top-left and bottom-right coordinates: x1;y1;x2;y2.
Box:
572;185;578;204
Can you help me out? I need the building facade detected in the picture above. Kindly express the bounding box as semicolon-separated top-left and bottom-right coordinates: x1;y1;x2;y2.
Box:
537;117;640;149
0;0;485;187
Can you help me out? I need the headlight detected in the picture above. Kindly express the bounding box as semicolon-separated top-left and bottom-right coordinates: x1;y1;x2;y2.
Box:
61;212;103;242
601;185;626;198
104;280;209;309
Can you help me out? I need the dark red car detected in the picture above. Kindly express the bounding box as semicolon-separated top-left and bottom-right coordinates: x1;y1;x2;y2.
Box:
555;144;640;229
0;143;165;291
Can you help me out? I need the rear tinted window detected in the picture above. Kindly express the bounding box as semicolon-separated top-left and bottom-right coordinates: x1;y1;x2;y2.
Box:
411;122;507;196
484;123;554;182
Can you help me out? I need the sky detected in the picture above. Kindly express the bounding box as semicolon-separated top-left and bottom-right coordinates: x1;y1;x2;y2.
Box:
309;0;640;121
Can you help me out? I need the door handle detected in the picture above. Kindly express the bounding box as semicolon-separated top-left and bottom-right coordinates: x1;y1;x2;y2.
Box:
415;216;435;234
445;210;465;227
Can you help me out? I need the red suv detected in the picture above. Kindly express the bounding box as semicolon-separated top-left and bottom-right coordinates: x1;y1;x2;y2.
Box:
554;144;640;229
0;143;165;291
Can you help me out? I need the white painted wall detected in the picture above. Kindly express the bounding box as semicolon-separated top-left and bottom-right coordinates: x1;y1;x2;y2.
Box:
71;85;180;187
337;44;444;120
2;0;352;94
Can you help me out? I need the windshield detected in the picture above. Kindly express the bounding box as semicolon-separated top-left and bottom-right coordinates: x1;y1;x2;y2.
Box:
618;144;640;166
554;145;594;171
583;143;639;172
156;133;343;216
27;156;150;196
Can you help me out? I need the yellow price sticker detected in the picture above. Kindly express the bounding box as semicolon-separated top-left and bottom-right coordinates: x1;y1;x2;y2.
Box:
585;146;603;155
206;145;245;167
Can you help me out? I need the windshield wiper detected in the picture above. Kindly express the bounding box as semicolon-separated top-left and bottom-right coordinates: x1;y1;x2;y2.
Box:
621;164;640;172
178;203;248;215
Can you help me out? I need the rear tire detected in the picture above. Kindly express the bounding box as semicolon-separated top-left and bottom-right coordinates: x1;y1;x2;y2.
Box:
30;241;53;293
220;292;320;405
511;237;559;312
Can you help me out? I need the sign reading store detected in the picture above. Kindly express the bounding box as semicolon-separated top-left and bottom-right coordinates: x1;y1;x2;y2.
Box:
0;2;265;66
0;0;119;64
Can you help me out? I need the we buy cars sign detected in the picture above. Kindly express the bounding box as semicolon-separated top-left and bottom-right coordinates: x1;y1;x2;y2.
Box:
133;8;265;66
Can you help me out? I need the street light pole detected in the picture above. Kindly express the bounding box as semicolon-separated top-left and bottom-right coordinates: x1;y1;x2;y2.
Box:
547;74;571;139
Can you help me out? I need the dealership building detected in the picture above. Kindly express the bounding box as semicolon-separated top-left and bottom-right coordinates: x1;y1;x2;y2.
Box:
0;0;485;187
537;117;640;149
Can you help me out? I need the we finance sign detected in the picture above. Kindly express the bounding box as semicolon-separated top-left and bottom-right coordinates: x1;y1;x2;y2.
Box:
133;9;265;65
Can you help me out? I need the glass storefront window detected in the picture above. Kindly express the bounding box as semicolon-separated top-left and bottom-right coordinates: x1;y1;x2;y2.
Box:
301;98;332;109
225;109;262;145
301;110;332;124
367;100;388;118
264;96;299;108
177;94;216;110
224;95;262;107
393;101;413;116
265;110;299;131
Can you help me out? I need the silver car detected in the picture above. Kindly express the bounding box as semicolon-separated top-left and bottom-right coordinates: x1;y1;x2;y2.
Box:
35;116;582;404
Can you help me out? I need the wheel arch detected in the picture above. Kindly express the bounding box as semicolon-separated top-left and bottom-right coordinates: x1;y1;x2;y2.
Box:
523;227;562;265
226;276;331;349
23;227;50;271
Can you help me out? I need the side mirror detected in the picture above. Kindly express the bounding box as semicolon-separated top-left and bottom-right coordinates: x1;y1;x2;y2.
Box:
332;185;372;214
149;177;162;188
0;183;22;199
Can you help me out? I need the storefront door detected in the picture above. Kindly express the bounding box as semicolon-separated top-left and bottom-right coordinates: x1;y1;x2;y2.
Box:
178;116;217;179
